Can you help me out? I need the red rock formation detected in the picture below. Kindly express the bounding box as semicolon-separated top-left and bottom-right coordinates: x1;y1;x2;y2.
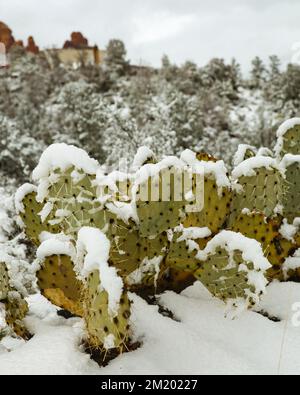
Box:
26;36;39;54
15;40;24;47
0;21;15;50
63;32;89;49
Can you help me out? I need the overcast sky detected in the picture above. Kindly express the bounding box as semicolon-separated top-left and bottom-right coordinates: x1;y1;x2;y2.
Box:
1;0;300;71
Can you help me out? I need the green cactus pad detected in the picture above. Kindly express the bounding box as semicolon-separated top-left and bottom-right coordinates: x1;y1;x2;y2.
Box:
231;160;284;225
135;166;188;237
281;157;300;222
276;120;300;158
230;211;279;257
184;176;231;234
45;168;103;237
20;191;59;245
37;254;83;316
0;262;10;300
195;249;257;306
166;228;211;272
194;231;270;308
83;270;131;351
228;211;300;279
4;292;30;339
110;226;168;278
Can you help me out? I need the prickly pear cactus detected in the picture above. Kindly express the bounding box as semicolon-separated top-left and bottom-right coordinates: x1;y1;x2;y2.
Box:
16;186;59;245
181;150;232;234
37;254;83;316
4;291;30;339
41;168;102;237
183;175;231;234
0;263;29;338
275;118;300;158
129;267;196;297
75;228;132;353
229;211;294;278
83;269;131;352
280;155;300;223
134;162;188;237
166;226;211;272
233;144;257;167
230;157;284;225
110;226;168;278
0;262;10;300
194;231;271;309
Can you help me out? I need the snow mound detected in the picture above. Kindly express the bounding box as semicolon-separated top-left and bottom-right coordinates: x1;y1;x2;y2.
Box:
132;146;155;171
196;230;271;272
276;118;300;139
36;235;75;261
232;156;279;179
32;143;100;181
32;143;101;201
233;144;257;167
1;282;300;375
280;154;300;172
14;183;37;214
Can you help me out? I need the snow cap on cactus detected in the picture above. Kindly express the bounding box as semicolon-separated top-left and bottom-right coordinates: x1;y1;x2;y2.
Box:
232;156;280;179
36;233;76;262
32;143;101;201
275;118;300;158
233;144;257;167
132;146;156;171
14;183;37;214
196;230;271;272
195;230;271;311
180;149;230;189
75;227;123;316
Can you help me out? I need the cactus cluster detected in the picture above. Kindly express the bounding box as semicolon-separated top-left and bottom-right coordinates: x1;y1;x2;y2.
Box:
0;262;29;339
8;118;300;361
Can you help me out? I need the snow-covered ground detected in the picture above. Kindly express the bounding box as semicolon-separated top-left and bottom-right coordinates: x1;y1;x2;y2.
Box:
0;281;300;375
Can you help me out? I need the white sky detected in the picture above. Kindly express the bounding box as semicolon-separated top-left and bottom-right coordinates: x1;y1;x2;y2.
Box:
0;0;300;71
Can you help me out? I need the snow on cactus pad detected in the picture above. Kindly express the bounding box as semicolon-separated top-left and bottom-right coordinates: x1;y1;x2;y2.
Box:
194;231;271;311
36;234;83;316
230;157;284;224
275;118;300;158
280;154;300;223
75;227;131;351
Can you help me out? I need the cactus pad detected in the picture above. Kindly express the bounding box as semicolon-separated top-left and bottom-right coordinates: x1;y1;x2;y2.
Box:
134;166;187;237
276;119;300;158
110;227;168;277
19;191;59;245
0;262;10;300
231;160;283;224
183;175;231;234
166;227;211;272
281;157;300;222
37;254;83;316
83;270;131;351
4;292;30;339
194;231;270;308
